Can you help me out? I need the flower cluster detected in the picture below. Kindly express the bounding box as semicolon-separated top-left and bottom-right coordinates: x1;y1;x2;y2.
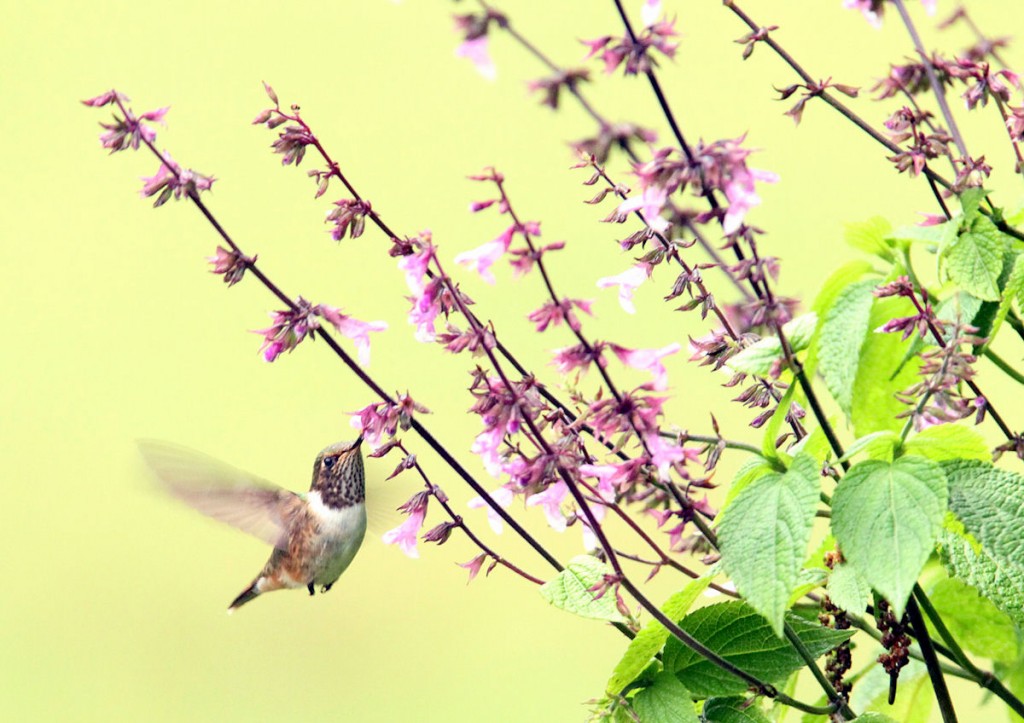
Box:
882;107;952;177
83;90;167;152
326;199;372;241
581;17;679;76
350;393;429;449
898;322;986;430
208;246;254;286
626;137;778;238
255;297;386;365
140;160;215;207
527;68;590;110
776;78;860;125
452;9;507;80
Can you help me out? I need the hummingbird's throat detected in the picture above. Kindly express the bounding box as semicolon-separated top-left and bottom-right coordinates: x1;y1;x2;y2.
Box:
313;452;365;508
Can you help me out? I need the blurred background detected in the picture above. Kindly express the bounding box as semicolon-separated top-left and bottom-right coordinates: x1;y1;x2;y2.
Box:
3;0;1023;720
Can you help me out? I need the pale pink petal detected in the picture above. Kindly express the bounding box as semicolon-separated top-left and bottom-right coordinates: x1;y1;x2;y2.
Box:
334;317;388;366
471;425;506;477
612;343;681;390
641;0;663;28
596;263;651;314
468;487;514;534
527;481;568;532
456;37;496;81
454;239;506;284
382;508;426;558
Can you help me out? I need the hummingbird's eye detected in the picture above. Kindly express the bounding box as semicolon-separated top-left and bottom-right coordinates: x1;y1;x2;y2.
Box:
323;456;336;470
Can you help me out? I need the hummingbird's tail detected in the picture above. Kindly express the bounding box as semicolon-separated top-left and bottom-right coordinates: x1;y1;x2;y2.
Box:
227;579;261;612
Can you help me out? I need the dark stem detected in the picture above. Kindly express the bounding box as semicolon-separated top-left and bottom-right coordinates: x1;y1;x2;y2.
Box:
914;585;1024;718
906;596;959;723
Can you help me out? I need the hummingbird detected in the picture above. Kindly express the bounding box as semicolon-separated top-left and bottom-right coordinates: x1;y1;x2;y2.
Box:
139;437;367;611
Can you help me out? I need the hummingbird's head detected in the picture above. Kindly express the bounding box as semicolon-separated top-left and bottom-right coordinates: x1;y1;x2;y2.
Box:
311;436;365;508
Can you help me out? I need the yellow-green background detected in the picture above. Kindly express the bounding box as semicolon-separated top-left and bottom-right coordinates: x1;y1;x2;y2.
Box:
3;1;1022;720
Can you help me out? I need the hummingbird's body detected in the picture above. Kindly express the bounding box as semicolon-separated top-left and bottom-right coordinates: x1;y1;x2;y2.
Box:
140;438;367;611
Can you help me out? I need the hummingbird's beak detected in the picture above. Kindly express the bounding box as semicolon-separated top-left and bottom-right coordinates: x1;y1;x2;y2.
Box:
354;434;363;448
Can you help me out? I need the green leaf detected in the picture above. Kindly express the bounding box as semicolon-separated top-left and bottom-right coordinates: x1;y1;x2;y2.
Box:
540;554;626;622
762;384;796;461
806;261;877;380
902;424;988;462
607;574;714;694
940;459;1024;626
983;251;1024;351
826;561;872;614
959;187;989;221
787;567;827;608
850;297;922;437
831;457;949;616
728;313;817;376
718;454;820;635
836;431;900;465
722;458;778;511
890;220;955;247
943;215;1008;301
632;673;698;723
927;577;1020;663
702;696;772;723
664;602;854;698
845;217;895;261
941;531;1024;630
819;279;878;416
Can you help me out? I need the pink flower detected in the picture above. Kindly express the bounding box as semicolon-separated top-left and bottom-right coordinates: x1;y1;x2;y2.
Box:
408;279;443;342
527;481;568;532
471;425;507;477
382;507;427;558
597;263;652;314
617;186;669;233
256;300;385;365
468;486;514;533
81;90;128;107
317;305;387;366
207;246;253;287
528;298;593;333
396;236;434;295
610;343;682;390
641;0;663;27
349;395;427;449
96;105;168;152
458;553;488;582
456;36;496;80
454;239;507;284
140;160;214;207
723;168;778;234
843;0;934;27
579;460;644;493
644;432;690;481
551;342;604;377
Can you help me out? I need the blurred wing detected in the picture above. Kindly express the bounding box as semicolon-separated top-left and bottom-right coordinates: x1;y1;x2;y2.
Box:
364;478;407;539
138;440;301;550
